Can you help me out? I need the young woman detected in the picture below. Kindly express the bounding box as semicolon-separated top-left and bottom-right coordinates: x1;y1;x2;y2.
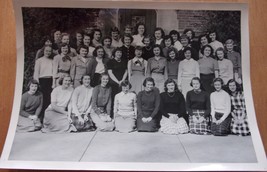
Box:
60;33;77;58
183;28;198;50
186;77;211;135
198;34;210;59
146;45;168;93
42;75;76;133
169;30;182;51
128;46;147;94
142;35;154;60
102;36;114;59
35;36;57;60
210;78;231;136
137;77;160;132
83;33;95;57
208;30;224;55
178;34;199;61
227;79;250;136
17;80;43;132
132;23;146;47
91;29;102;47
90;73;115;131
162;35;178;58
166;47;180;84
153;27;165;47
160;79;189;135
114;80;137;133
121;34;135;60
110;27;123;48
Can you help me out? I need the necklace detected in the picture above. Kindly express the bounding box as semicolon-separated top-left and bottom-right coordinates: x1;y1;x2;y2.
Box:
167;91;175;97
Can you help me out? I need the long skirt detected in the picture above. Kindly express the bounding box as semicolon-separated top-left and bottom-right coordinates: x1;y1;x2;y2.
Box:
211;112;231;136
230;109;250;136
16;116;42;132
41;107;77;133
151;73;165;93
160;116;189;135
130;71;145;94
189;110;210;135
181;77;193;99
90;109;114;131
115;113;136;133
71;113;95;132
137;110;159;132
200;73;215;94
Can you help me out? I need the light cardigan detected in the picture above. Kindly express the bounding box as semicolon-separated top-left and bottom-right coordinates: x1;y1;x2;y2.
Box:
210;89;231;119
177;58;200;85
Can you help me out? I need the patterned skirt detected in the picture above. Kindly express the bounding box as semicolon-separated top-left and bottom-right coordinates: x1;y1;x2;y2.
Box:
230;109;250;136
211;112;231;136
160;116;189;135
71;113;95;132
189;110;210;135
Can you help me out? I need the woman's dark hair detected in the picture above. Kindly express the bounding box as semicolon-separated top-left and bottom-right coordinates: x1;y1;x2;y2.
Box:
77;45;89;54
164;78;178;92
112;47;123;57
154;27;165;38
190;77;201;87
93;29;102;38
110;26;120;35
183;46;192;54
58;75;72;85
208;29;219;41
200;45;213;57
152;44;164;56
120;80;132;89
58;43;71;54
169;30;181;41
142;35;154;45
83;33;92;41
183;28;195;39
163;35;174;46
198;34;211;45
134;23;146;35
27;79;40;92
180;34;190;42
135;46;143;51
215;47;226;60
166;47;178;61
226;79;242;94
101;36;112;46
93;46;106;58
212;77;224;87
99;72;110;86
121;34;134;44
80;74;91;85
143;77;155;87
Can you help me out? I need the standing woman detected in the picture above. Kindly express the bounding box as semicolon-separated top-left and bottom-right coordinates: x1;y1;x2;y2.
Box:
154;27;165;48
146;45;168;93
70;75;95;132
121;34;135;60
114;80;137;133
160;79;189;135
128;46;147;94
198;34;210;59
178;47;200;98
198;45;219;94
42;75;76;133
132;23;146;47
169;30;182;51
52;43;72;88
83;33;95;57
17;80;43;132
210;78;231;136
60;33;77;58
92;29;102;47
137;77;160;132
35;36;57;60
186;77;211;135
102;36;114;59
90;73;115;131
87;46;109;87
227;79;250;136
166;47;180;84
33;45;54;122
70;45;91;88
142;35;154;60
162;35;178;58
208;30;224;55
51;29;61;51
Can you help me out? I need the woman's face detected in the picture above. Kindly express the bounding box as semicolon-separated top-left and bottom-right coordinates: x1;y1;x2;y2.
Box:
226;43;234;52
135;49;142;58
79;48;88;57
103;38;111;47
94;31;101;41
171;34;178;42
186;31;193;39
154;30;162;40
181;38;189;47
214;81;222;91
192;79;201;90
62;76;71;88
184;50;191;60
115;50;122;59
169;51;176;60
83;35;91;46
44;40;52;46
111;31;119;40
164;38;172;47
228;81;237;93
209;32;216;42
122;85;130;94
166;82;175;93
29;83;38;94
153;47;161;56
101;75;109;87
137;25;145;35
143;38;150;46
82;75;91;87
61;45;69;55
44;46;52;57
200;36;208;46
203;47;212;57
216;50;224;60
145;81;154;91
76;33;83;42
124;28;132;35
54;31;61;41
61;35;70;44
96;48;104;58
124;37;131;46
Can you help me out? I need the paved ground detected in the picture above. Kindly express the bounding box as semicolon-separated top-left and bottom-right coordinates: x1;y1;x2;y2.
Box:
8;131;257;163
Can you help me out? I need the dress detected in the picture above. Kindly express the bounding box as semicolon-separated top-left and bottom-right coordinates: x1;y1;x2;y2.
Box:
42;86;76;133
167;60;180;83
137;88;160;132
71;85;94;131
53;54;71;87
114;92;137;132
17;92;43;132
159;91;189;135
90;85;115;131
230;92;250;136
186;90;211;134
218;59;234;85
128;57;147;94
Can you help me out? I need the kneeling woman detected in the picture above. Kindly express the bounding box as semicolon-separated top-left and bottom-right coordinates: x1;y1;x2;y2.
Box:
186;77;211;135
210;78;231;136
137;77;160;132
160;79;189;134
17;79;43;132
70;75;95;131
90;73;115;131
42;75;76;133
114;80;137;133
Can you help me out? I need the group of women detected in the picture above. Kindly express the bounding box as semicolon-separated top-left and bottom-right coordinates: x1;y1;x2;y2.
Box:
17;24;249;136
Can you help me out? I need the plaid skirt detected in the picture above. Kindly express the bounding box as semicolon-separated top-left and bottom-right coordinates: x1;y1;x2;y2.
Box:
160;116;189;135
211;112;231;136
230;109;250;136
189;110;210;135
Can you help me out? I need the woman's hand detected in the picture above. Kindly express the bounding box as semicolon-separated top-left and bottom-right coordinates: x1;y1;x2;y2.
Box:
84;115;89;122
146;117;152;122
169;114;178;123
67;117;73;124
78;115;85;125
142;117;147;123
106;116;112;122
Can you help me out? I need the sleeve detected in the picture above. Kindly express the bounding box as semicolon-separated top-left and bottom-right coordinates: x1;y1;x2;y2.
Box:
164;59;168;79
33;59;40;81
178;93;187;118
70;57;76;80
213;59;219;71
91;87;100;115
71;87;80;116
113;93;119;117
137;92;144;118
186;91;193;116
106;87;112;117
53;55;59;79
151;89;161;118
19;94;31;118
34;93;43;117
204;92;211;118
195;61;200;78
160;93;169;118
177;62;183;86
210;93;215;118
228;60;234;80
146;59;152;77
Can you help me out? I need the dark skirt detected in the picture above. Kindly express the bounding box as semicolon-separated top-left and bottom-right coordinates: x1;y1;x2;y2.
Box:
39;77;53;123
200;73;215;94
137;111;159;132
211;112;231;136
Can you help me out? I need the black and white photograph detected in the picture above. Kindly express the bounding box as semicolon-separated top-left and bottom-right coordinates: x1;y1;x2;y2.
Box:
0;0;266;171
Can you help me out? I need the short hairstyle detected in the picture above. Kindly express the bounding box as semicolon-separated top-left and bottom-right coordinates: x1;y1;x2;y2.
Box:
51;29;61;39
163;35;174;46
58;43;71;54
190;77;201;87
200;44;213;57
212;77;224;87
124;24;132;30
100;72;110;86
183;46;192;55
142;35;154;45
226;79;242;94
93;29;102;38
101;36;112;45
77;45;89;54
61;33;70;40
83;33;92;40
215;47;226;60
164;78;178;92
208;29;219;40
152;44;163;56
166;47;178;61
58;75;72;85
27;79;40;92
43;45;54;59
110;26;120;35
180;34;190;42
154;27;165;38
41;35;53;46
198;34;211;45
80;74;90;85
120;80;132;89
112;47;123;57
134;23;146;35
225;39;234;45
183;28;195;39
169;30;181;40
92;46;106;57
143;77;155;87
121;34;134;44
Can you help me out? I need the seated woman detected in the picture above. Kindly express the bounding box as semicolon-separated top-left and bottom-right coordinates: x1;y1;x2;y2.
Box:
186;77;211;135
17;79;43;132
160;79;189;135
137;77;160;132
70;75;95;132
210;78;231;136
90;73;115;131
227;79;250;136
114;80;137;133
42;75;76;133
